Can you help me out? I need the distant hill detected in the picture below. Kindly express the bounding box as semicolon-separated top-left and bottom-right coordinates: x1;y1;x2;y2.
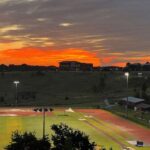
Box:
0;71;149;107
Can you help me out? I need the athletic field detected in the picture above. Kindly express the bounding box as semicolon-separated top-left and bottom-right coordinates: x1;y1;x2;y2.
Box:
0;108;150;150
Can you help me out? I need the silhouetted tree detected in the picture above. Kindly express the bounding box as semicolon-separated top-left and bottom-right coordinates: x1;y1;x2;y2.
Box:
1;71;5;77
126;62;131;67
141;82;149;102
92;74;107;93
65;96;69;100
92;85;99;93
0;64;58;72
0;96;5;103
98;75;107;92
141;82;148;93
51;123;96;150
36;71;45;76
5;131;51;150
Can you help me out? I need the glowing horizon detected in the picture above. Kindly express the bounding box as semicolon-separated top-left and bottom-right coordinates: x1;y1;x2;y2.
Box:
0;0;150;66
0;48;101;67
0;47;149;67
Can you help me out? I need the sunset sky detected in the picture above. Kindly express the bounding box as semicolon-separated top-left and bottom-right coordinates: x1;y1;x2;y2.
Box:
0;0;150;66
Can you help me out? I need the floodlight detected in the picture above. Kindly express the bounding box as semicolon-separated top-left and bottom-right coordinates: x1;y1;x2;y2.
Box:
125;72;129;77
13;81;20;85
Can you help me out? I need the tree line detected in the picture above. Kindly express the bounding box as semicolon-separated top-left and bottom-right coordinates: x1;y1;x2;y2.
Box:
0;64;57;72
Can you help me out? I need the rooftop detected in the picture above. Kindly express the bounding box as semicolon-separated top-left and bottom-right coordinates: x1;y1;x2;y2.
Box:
122;97;145;103
136;103;150;109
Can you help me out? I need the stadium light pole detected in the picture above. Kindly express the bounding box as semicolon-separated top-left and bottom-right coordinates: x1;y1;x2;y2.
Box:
33;107;53;139
13;81;20;106
125;72;129;118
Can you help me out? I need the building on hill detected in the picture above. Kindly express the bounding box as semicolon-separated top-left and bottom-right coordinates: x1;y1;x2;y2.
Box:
48;66;58;71
125;63;142;71
59;61;93;71
80;62;93;71
59;61;80;71
125;62;150;71
100;66;123;71
136;103;150;111
142;62;150;71
119;97;145;108
93;66;101;71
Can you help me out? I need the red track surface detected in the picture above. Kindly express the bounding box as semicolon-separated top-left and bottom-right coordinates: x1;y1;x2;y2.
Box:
78;109;150;144
0;108;52;116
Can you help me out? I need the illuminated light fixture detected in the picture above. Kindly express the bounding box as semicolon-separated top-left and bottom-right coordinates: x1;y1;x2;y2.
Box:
124;72;129;118
125;72;129;77
33;107;54;138
13;80;20;105
13;81;20;85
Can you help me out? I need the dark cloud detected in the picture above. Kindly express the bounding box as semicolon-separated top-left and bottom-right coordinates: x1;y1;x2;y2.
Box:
0;0;150;64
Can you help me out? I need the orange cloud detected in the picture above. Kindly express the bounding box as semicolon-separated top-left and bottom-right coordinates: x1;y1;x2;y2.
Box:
128;56;150;63
0;48;100;66
101;56;117;64
111;56;150;67
112;62;126;67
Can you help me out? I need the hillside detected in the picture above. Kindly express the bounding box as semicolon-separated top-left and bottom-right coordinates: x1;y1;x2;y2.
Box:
0;71;149;107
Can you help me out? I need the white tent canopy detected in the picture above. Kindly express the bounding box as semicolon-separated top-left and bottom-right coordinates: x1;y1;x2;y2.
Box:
65;108;74;112
122;97;144;103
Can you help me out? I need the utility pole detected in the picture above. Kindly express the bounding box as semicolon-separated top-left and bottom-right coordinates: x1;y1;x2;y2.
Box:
13;81;20;106
125;72;129;118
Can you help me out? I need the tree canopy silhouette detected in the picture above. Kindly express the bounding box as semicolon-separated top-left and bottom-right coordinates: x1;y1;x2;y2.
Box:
5;131;51;150
5;124;96;150
51;123;96;150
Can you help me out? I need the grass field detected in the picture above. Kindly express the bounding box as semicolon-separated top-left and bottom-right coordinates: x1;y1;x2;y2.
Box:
0;108;150;150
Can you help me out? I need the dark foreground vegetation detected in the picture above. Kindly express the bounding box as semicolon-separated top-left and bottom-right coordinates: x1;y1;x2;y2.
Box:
5;124;96;150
